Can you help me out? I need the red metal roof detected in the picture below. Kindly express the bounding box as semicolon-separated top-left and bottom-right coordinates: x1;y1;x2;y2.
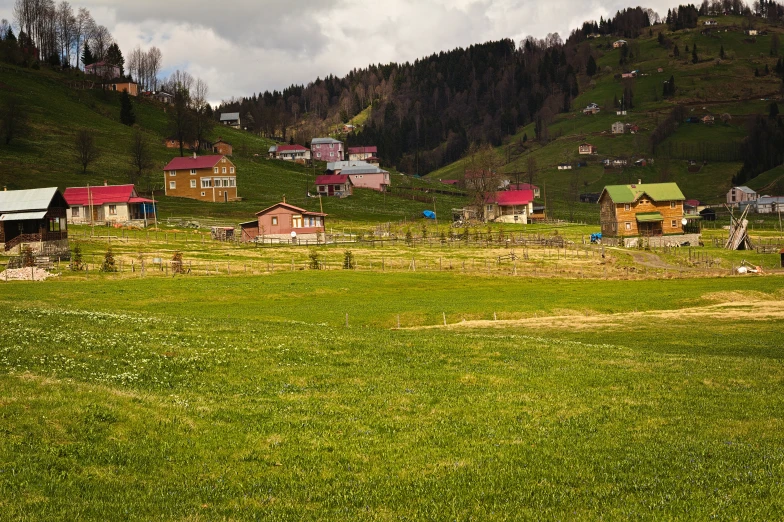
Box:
315;175;351;185
277;144;308;152
487;189;534;206
508;183;539;191
64;185;140;206
440;179;460;185
163;155;224;171
348;146;377;154
255;202;327;217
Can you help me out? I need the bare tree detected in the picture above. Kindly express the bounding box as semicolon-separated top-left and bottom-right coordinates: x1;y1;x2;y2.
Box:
464;142;503;219
89;23;111;62
73;128;99;173
73;7;93;69
128;129;153;185
526;154;537;186
168;82;196;157
191;77;213;150
146;46;162;90
55;1;75;66
1;97;28;145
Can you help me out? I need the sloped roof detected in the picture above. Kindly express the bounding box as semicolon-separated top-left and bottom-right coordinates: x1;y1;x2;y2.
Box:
601;182;685;203
342;165;387;175
487;189;534;206
636;212;664;222
164;155;224;171
220;112;240;121
315;175;351;185
64;184;136;206
277;144;309;152
255;202;327;217
0;187;62;213
734;186;756;194
311;137;343;145
348;146;377;154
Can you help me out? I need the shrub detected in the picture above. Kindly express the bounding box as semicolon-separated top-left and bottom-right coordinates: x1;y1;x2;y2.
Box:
343;250;355;269
308;250;321;270
71;243;84;271
100;247;117;272
172;251;184;274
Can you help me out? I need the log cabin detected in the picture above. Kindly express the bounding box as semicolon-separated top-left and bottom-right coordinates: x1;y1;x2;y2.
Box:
0;187;69;255
599;181;686;238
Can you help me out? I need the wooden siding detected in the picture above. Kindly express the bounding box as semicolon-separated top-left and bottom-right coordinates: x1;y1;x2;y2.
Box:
163;157;238;202
600;192;684;237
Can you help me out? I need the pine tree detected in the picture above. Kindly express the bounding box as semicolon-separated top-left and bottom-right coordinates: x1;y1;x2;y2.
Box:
720;45;725;59
692;45;698;64
105;43;125;76
120;91;135;126
586;55;597;76
82;43;94;67
673;44;680;57
100;247;117;272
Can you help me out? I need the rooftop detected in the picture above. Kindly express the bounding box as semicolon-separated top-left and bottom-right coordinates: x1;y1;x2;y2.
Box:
601;182;686;204
164;155;225;171
0;187;62;213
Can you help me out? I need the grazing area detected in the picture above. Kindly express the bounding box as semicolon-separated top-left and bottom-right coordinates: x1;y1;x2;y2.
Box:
1;271;783;519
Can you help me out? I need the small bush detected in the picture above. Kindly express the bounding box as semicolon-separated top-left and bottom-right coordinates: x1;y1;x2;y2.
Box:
100;247;117;272
309;250;321;270
343;250;355;269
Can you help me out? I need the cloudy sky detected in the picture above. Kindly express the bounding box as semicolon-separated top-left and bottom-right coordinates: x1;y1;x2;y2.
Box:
0;0;675;103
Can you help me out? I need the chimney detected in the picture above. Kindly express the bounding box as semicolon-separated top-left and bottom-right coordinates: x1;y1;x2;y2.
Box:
283;195;286;204
104;180;108;186
193;152;197;159
638;179;642;184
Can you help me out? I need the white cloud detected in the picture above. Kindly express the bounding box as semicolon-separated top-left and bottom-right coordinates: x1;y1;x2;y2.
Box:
0;0;679;103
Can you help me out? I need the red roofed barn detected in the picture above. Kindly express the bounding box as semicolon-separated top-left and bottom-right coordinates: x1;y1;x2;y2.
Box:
63;184;155;225
163;154;238;202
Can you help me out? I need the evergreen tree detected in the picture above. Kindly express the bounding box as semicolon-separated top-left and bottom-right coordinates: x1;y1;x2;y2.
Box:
82;43;94;67
105;43;125;76
769;102;779;120
765;64;770;75
720;45;725;59
586;55;597;76
120;91;135;126
691;45;698;64
673;44;680;57
658;32;665;45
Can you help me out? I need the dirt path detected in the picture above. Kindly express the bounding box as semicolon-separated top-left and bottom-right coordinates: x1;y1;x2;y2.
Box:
629;251;688;271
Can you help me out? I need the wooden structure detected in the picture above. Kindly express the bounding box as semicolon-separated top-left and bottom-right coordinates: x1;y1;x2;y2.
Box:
316;175;353;197
210;226;235;241
240;201;326;243
212;138;233;156
163;154;238;202
0;187;69;254
599;182;686;238
725;206;754;250
63;184;155;225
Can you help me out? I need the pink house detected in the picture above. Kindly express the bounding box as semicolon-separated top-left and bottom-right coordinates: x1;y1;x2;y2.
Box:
84;61;121;79
240;201;326;243
311;137;344;161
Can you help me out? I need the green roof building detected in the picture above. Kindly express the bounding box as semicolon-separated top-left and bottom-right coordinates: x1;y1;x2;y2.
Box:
598;182;686;238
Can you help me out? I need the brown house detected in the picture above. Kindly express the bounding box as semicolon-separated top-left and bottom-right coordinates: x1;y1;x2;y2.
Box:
109;81;138;96
163;154;238;202
599;181;685;237
240;201;326;243
164;137;198;150
0;187;69;254
212;138;233;156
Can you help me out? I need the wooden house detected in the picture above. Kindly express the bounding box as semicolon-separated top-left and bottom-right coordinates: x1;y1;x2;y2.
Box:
240;201;326;243
579;143;597;155
220;112;241;129
348;146;378;161
269;144;311;162
599;181;686;237
612;121;625;134
727;186;757;206
63;184;155;225
0;187;69;254
212;138;233;156
163;154;238;202
613;39;628;48
315;175;353;197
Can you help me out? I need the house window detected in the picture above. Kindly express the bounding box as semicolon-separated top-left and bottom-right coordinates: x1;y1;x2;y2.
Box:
330;152;334;157
214;167;219;174
218;191;222;196
272;216;278;225
72;207;80;217
49;218;61;232
625;222;631;230
201;179;211;188
292;215;302;228
317;153;321;158
108;205;117;215
191;169;196;175
670;201;676;208
169;181;176;189
624;204;630;211
672;220;677;228
170;171;176;176
486;204;493;212
222;167;227;173
229;178;236;187
230;167;235;173
190;180;197;188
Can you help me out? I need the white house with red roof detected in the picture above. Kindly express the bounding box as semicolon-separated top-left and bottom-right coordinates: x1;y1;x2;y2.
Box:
163;154;237;202
63;183;156;225
484;189;535;223
315;174;353;197
269;144;311;162
348;146;378;161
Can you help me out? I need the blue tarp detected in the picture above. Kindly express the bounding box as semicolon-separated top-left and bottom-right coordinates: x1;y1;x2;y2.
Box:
422;210;436;219
590;232;602;243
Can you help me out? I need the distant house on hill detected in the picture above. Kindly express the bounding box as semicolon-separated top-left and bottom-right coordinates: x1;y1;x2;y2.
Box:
508;183;541;198
212;138;233;156
727;186;757;206
84;61;120;79
612;121;625;134
756;196;784;213
704;19;718;25
108;80;138;96
63;184;155;225
579;143;597;155
348;146;378;161
240;201;326;243
269;144;311;162
484;189;535;224
613;39;628;48
220;112;241;129
163;154;238;202
315;175;353;197
0;187;69;255
599;181;686;238
583;102;601;115
702;115;715;125
164;137;199;151
311;137;344;161
621;70;638;79
325;161;390;191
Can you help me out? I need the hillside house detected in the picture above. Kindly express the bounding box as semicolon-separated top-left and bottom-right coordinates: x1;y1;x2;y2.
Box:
579;143;597;155
558;163;573;170
613;40;628;48
108;80;138;96
348;146;378;161
599;181;686;237
508;183;541;198
164;137;199;150
84;61;120;79
684;199;701;215
326;161;389;191
583;103;601;115
269;144;311;162
240;201;326;243
63;184;155;225
617;110;627;115
727;186;757;206
747;29;758;36
163;154;238;202
212;138;233;156
702;115;715;125
311;137;344;161
612;121;625;134
484;189;534;224
756;196;784;213
315;175;353;197
621;70;638;79
704;19;718;25
0;187;69;254
220;112;241;129
152;91;173;104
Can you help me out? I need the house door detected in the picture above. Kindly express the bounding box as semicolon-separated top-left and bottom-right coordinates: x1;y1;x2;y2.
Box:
224;191;228;202
92;206;99;222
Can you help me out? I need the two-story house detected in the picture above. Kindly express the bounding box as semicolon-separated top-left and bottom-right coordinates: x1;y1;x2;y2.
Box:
163;154;238;202
311;137;344;161
727;186;757;206
347;146;377;161
599;181;685;237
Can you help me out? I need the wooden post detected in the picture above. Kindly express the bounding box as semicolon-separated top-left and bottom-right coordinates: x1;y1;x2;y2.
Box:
442;312;446;326
397;314;400;329
345;313;349;328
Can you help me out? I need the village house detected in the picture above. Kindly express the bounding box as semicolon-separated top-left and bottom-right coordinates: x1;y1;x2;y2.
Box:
579;143;597;155
151;91;173;104
240;201;326;243
164;137;199;150
315;175;353;197
84;61;120;79
755;196;784;214
507;183;541;198
613;39;628;48
583;102;601;115
348;146;378;161
684;199;701;215
484;189;535;224
557;163;573;170
727;186;757;206
702;115;715;125
63;184;155;226
163;154;238;203
704;19;718;25
599;181;686;238
747;29;758;36
269;144;311;162
108;80;138;96
212;138;233;156
621;70;638;79
311;137;344;161
617;110;627;115
220;112;241;129
0;187;69;254
325;161;390;191
612;121;626;134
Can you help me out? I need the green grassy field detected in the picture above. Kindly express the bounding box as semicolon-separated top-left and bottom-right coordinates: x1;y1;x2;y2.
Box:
1;271;783;520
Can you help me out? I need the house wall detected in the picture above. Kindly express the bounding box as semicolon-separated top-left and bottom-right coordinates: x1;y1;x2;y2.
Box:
347;173;389;191
68;203;130;224
240;223;259;242
164;158;238;202
727;188;757;205
600;193;684;237
257;207;325;237
349;152;373;161
213;143;233;156
279;150;311;161
110;82;138;96
311;142;344;161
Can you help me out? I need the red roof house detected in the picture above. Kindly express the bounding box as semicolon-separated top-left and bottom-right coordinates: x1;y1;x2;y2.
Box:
240;201;327;243
507;183;540;198
269;144;311;162
63;184;155;224
484;189;534;223
315;175;353;197
348;146;378;161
